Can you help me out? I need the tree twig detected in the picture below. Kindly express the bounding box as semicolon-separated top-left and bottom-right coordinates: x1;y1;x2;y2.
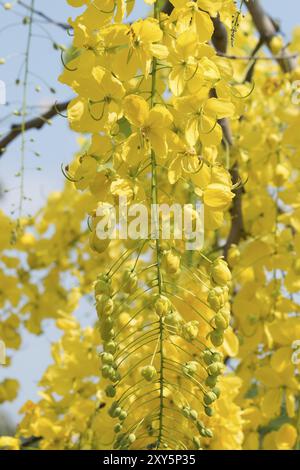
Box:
0;100;70;156
246;0;297;73
17;0;70;31
217;51;299;61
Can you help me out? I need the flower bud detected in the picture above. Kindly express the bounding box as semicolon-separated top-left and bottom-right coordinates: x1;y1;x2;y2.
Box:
114;423;122;433
205;375;218;388
204;428;213;438
182;406;191;418
95;273;111;296
211;258;231;286
214;313;228;330
154;295;171;317
207;286;226;312
203;392;217;405
210;329;224;347
212;386;220;399
104;341;117;354
119;410;127;421
202;349;213;365
207;362;223;376
193;436;201;449
162;250;180;275
122;269;138;294
101;352;114;365
96;295;114;317
164;311;182;331
105;385;116;397
141;365;157;382
183;361;198;377
204;406;214;417
128;434;136;444
182;321;199;341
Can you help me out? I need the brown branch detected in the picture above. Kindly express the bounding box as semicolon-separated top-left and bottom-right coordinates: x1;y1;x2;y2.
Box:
0;100;69;156
161;1;174;15
246;0;297;73
217;51;299;61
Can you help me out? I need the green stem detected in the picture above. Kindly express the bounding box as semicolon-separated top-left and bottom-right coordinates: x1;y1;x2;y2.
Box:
150;1;165;450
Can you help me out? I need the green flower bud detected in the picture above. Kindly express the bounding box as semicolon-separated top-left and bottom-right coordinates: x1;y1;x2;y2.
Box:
212;386;221;398
114;423;122;433
182;406;191;418
202;349;213;365
203;392;217;405
154;295;172;317
214;314;228;330
204;406;214;417
164;311;182;330
105;385;116;397
183;361;198;377
109;370;121;383
113;407;122;418
207;362;223;376
102;316;114;329
108;402;118;417
182;321;199;342
100;326;115;341
104;341;117;354
141;365;157;382
205;375;218;388
211;258;232;286
96;295;114;317
205;428;214;438
128;434;136;444
101;352;114;365
207;287;226;312
190;409;198;421
210;329;224;347
193;436;201;449
119;410;127;421
122;269;138;294
220;307;230;325
102;365;114;378
95;273;111;296
212;352;223;363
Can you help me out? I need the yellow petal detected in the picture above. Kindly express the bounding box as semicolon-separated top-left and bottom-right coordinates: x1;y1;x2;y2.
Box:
204;183;234;210
123;95;149;127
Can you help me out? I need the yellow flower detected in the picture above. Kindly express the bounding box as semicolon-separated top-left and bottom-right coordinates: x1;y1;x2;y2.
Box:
124;95;173;157
0;437;20;450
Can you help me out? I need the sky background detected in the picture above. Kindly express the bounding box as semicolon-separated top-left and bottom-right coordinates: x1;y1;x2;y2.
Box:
0;0;299;426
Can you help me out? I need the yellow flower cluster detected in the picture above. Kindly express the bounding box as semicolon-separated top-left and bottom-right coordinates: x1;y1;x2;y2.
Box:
1;0;300;452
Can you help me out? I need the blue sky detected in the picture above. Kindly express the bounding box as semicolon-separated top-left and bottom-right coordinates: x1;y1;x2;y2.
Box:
0;0;299;425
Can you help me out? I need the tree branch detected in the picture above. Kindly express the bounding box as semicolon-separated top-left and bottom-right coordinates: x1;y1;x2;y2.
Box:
246;0;297;73
0;100;69;156
17;0;70;31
